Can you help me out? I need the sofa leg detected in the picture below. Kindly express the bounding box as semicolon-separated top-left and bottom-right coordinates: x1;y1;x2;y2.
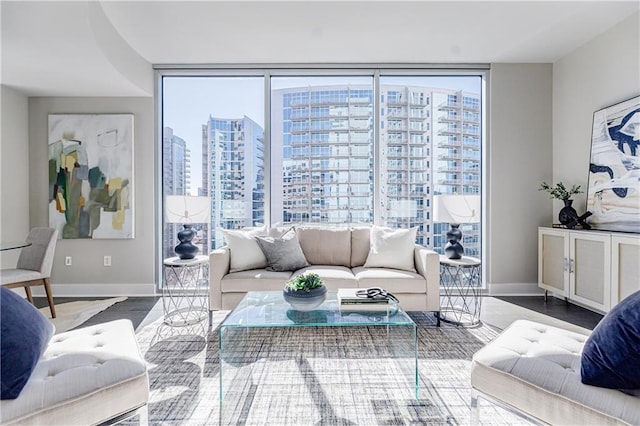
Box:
470;389;480;426
435;311;441;327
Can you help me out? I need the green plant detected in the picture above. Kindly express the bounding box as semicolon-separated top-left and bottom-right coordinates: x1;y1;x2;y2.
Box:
539;181;583;201
285;272;324;292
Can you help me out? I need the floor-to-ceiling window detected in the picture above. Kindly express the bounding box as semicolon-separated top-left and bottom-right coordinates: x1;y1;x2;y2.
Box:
159;67;485;275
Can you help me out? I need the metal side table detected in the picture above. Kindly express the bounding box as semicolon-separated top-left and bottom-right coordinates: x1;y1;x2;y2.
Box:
162;255;209;326
439;255;482;327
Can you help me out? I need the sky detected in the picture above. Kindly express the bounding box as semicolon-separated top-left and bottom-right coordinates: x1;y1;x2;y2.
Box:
163;74;482;195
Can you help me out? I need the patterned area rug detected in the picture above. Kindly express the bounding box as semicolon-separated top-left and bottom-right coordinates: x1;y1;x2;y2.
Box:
124;310;530;425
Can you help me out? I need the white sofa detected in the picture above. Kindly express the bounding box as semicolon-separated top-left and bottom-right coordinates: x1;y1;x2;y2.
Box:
471;320;640;425
209;226;441;317
0;319;149;426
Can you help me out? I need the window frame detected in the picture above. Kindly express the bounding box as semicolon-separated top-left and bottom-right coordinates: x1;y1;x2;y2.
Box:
155;64;489;287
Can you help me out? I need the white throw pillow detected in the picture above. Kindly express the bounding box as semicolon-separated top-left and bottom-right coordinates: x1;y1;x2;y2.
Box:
221;226;268;272
363;225;417;272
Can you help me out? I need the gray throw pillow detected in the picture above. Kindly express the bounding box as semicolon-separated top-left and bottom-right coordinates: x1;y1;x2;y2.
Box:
255;228;309;272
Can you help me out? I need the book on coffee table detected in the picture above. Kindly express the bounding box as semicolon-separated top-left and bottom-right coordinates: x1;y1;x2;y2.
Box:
337;288;390;312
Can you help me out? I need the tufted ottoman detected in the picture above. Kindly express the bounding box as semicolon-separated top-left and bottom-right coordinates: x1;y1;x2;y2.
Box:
1;319;149;425
470;320;640;425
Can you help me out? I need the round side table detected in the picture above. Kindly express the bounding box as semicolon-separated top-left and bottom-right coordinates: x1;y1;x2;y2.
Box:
439;255;482;327
162;255;209;327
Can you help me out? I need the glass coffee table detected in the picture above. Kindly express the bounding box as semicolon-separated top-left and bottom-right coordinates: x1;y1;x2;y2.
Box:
218;291;418;418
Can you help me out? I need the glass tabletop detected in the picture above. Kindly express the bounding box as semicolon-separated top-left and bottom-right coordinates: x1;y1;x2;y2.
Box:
221;291;415;328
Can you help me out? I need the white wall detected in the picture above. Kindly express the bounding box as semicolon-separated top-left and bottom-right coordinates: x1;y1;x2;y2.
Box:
553;12;640;218
487;64;553;294
0;85;30;268
28;97;156;296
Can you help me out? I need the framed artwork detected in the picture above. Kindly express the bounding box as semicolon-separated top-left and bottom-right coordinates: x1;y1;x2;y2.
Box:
48;114;134;239
586;96;640;233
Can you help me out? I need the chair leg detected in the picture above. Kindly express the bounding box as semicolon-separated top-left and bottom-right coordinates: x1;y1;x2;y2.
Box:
24;286;34;304
43;278;56;318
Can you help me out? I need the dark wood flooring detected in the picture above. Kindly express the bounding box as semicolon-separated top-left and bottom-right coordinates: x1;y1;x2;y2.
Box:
34;294;604;331
495;295;604;330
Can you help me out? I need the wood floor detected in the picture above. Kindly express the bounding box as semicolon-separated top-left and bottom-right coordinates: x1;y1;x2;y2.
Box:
34;294;604;331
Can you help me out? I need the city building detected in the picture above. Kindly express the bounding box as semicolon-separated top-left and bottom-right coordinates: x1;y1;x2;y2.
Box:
162;126;191;258
202;115;265;248
271;85;481;254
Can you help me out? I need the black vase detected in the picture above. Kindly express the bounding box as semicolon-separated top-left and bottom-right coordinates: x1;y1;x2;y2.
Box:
174;224;199;259
558;199;577;225
444;224;464;260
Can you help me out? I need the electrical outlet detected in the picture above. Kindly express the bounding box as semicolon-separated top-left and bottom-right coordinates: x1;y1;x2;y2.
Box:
65;256;72;266
104;256;112;267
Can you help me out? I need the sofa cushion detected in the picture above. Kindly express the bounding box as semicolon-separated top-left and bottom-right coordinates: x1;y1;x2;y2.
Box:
255;228;309;272
581;290;640;390
352;267;427;293
364;225;417;272
350;227;371;267
1;287;55;400
293;266;356;291
221;270;293;292
297;227;351;267
221;226;268;272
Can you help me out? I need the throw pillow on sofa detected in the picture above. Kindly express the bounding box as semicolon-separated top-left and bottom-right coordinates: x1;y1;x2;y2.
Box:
255;227;309;272
581;290;640;390
364;225;417;272
221;225;269;272
1;287;55;399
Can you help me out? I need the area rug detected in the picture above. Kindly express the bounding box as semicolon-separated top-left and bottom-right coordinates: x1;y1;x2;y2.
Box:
123;310;532;425
41;297;128;333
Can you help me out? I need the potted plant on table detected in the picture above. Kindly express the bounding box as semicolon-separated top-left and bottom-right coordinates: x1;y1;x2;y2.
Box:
283;272;327;311
539;181;583;225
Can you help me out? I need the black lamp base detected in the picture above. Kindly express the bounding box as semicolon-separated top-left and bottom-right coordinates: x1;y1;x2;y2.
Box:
444;224;464;260
175;224;198;260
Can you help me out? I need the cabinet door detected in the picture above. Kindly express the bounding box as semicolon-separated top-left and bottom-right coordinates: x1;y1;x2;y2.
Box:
538;228;569;297
569;232;611;312
611;235;640;307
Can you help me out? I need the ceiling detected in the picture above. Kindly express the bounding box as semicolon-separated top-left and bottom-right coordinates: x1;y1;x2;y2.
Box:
2;1;638;97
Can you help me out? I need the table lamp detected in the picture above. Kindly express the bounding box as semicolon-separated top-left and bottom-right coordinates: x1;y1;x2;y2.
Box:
165;195;210;259
433;194;480;259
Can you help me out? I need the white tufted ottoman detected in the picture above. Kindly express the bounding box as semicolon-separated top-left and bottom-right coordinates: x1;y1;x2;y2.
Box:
471;320;640;425
0;319;149;425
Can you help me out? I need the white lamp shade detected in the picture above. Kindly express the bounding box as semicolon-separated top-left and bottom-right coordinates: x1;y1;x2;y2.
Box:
165;195;210;224
433;195;481;224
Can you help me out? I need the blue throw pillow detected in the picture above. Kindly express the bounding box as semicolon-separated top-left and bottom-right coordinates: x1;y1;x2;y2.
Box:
581;290;640;389
1;287;55;399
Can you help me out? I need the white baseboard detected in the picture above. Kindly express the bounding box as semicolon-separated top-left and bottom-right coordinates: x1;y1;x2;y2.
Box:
29;283;158;297
28;282;541;298
485;282;543;296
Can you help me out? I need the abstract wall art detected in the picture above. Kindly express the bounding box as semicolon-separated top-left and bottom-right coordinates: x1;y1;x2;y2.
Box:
586;96;640;233
48;114;134;239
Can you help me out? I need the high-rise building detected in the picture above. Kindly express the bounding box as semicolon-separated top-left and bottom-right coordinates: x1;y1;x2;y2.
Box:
162;126;191;258
271;85;374;226
202;116;265;249
432;91;482;256
271;84;481;255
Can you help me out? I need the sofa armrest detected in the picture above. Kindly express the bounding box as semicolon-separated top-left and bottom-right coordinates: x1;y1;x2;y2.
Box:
414;244;440;312
209;246;230;310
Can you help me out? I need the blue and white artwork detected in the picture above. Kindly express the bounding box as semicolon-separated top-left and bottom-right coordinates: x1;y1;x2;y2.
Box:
586;96;640;233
